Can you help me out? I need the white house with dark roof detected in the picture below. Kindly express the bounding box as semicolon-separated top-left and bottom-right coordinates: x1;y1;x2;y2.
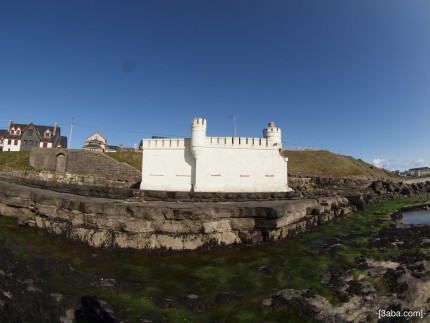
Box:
1;120;67;152
82;132;121;152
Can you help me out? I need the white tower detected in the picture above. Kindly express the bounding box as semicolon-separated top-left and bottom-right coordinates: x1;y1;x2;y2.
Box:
191;118;207;159
263;121;282;148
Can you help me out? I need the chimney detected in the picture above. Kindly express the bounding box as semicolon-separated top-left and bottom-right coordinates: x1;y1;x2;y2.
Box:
8;120;12;132
53;123;58;135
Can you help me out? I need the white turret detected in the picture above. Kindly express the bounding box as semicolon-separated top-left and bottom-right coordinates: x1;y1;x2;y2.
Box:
263;121;282;148
191;118;207;159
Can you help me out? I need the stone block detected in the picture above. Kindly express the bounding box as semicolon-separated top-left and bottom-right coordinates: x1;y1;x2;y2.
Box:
202;219;231;233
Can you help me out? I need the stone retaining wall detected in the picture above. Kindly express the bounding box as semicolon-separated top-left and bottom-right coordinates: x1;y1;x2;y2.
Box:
29;148;141;183
0;180;355;251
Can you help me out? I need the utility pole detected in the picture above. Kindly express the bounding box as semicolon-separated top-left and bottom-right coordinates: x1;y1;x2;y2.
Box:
69;118;74;149
229;115;237;137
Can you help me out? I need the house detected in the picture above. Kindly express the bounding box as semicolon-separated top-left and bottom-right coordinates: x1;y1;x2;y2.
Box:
408;167;430;177
82;132;121;152
0;120;67;152
140;118;291;193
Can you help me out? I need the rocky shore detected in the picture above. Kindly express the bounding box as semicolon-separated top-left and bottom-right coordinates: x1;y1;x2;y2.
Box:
1;174;430;322
263;221;430;322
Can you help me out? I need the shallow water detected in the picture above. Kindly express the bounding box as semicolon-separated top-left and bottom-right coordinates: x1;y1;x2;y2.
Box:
402;209;430;225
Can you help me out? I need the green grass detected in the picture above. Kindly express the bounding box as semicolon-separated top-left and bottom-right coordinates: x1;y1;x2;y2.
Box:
0;151;35;171
284;149;398;179
105;151;142;171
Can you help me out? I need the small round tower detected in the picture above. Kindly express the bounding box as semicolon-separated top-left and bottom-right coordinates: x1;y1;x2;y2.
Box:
191;118;207;159
263;121;282;147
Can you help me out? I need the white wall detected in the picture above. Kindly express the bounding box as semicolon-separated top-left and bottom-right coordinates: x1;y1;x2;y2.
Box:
3;140;21;151
195;143;288;192
140;136;290;193
140;139;195;191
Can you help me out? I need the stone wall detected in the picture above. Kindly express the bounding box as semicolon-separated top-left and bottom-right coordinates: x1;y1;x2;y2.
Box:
29;148;141;184
0;180;355;251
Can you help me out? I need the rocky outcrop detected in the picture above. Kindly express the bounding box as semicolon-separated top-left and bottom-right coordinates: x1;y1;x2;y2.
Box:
264;223;430;322
0;180;354;251
364;180;430;204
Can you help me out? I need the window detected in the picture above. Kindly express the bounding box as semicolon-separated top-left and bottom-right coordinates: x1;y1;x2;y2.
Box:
29;140;33;145
43;142;48;148
10;129;15;134
14;140;18;145
44;131;51;138
7;139;11;145
35;141;39;146
16;129;21;135
24;140;28;145
28;130;33;136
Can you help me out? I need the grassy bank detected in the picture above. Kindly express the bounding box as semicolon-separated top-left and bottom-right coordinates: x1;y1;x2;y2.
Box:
105;151;142;171
0;151;35;172
1;149;397;180
285;150;397;179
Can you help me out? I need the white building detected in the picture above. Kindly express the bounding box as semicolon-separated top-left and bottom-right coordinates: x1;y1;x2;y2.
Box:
140;118;291;193
408;167;430;177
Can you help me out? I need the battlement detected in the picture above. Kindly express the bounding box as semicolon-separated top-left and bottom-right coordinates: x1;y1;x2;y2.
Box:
141;138;188;149
206;137;279;149
191;118;207;127
263;122;281;136
141;137;281;150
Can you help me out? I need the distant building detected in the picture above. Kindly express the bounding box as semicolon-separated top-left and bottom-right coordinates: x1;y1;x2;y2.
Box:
140;118;291;193
0;120;67;152
82;132;121;152
408;167;430;177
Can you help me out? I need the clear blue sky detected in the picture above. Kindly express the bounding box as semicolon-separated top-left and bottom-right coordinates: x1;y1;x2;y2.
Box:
1;0;429;171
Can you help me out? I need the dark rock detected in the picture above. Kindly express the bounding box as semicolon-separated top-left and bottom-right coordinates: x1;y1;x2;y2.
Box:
251;264;278;275
214;291;241;304
181;294;208;312
75;295;118;323
383;268;408;295
139;311;165;323
154;297;178;308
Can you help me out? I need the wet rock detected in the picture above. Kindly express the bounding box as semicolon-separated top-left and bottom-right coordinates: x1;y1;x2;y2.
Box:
140;311;165;323
75;295;118;323
181;294;208;312
214;291;241;304
251;264;278;275
154;297;178;308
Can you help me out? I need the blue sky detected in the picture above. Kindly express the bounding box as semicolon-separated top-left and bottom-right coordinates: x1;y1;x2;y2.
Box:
1;1;429;171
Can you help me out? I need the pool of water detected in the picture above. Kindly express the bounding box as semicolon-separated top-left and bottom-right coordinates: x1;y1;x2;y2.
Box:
402;209;430;225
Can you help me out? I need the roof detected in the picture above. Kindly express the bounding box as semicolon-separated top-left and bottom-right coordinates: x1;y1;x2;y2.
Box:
0;129;8;137
58;136;68;148
82;143;104;149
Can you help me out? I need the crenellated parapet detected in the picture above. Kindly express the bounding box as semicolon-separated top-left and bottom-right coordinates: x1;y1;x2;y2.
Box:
141;138;188;149
205;137;278;149
263;121;282;148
